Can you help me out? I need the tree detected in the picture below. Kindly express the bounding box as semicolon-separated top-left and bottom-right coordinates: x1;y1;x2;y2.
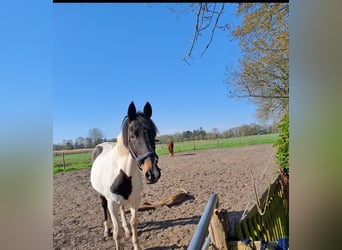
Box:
62;139;74;150
239;124;251;137
183;130;193;141
198;127;206;140
212;128;219;138
274;113;289;176
226;3;289;122
191;127;206;140
88;128;105;146
74;136;85;149
174;3;226;63
179;3;289;123
85;137;93;148
173;132;183;143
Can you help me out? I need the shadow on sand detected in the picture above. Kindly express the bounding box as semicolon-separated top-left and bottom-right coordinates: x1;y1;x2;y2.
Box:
139;209;244;249
175;153;196;157
144;245;188;250
138;214;201;235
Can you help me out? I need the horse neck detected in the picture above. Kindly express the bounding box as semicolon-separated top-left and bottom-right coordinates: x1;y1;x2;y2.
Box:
116;133;129;156
116;133;139;176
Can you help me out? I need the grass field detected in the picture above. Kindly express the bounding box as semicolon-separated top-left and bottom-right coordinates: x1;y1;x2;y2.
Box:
53;133;278;174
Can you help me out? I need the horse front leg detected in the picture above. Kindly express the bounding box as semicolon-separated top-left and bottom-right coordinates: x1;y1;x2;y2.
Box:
129;204;141;250
119;205;131;239
107;201;123;250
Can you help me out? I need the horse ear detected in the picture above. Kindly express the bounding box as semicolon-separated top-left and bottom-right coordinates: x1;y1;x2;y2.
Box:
128;101;137;121
143;102;152;118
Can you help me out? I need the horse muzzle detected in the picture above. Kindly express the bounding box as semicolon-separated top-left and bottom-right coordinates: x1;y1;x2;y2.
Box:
142;160;161;184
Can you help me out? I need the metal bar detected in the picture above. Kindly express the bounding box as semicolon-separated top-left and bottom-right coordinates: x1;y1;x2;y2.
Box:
188;193;218;250
201;233;211;250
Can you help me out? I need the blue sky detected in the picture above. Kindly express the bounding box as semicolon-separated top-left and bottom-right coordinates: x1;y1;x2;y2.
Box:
53;3;257;144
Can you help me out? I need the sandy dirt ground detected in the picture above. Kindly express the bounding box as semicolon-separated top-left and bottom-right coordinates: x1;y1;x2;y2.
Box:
53;144;279;250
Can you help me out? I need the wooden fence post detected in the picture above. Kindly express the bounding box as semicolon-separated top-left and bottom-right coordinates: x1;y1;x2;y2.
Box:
209;208;230;250
62;152;66;172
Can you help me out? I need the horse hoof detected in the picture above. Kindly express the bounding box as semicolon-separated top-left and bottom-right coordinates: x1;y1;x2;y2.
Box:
103;236;109;241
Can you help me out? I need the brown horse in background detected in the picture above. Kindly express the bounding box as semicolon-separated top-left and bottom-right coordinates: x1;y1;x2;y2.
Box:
167;140;174;156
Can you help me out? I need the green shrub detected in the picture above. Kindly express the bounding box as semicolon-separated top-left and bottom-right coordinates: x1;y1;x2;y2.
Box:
274;113;289;176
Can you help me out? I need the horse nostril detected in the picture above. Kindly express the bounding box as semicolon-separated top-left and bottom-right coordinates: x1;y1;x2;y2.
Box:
145;171;157;183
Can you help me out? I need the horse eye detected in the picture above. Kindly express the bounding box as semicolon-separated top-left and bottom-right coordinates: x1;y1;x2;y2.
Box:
130;130;137;139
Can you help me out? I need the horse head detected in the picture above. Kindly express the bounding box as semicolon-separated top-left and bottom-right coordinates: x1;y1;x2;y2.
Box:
122;101;161;184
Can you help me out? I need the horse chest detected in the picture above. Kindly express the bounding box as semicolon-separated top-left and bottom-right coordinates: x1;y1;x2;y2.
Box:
107;168;142;202
110;169;133;199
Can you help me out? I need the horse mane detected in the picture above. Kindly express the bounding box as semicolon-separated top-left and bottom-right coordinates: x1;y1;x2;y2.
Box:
121;112;159;149
116;133;129;157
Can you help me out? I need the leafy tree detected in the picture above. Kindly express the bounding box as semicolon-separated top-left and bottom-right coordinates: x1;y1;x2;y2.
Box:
178;3;289;177
251;123;262;135
179;3;289;123
273;113;289;176
239;124;251;137
226;3;289;122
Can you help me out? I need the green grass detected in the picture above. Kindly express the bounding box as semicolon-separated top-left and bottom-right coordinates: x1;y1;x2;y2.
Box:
156;133;278;155
53;133;278;174
53;152;92;174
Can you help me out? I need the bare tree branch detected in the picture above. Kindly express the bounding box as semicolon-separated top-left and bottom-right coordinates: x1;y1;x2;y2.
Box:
187;3;203;58
186;3;226;60
200;3;225;58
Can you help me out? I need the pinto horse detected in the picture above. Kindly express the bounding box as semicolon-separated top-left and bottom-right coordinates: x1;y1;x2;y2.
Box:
90;102;161;250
